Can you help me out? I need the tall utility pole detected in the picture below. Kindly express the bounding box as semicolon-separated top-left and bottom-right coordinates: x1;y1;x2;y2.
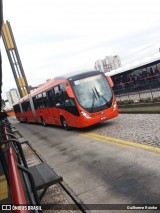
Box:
2;21;29;98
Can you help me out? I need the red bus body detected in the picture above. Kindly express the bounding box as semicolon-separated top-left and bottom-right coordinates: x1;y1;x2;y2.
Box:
13;70;118;129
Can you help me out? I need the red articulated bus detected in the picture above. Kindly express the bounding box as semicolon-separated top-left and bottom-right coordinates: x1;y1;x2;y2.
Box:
13;70;118;130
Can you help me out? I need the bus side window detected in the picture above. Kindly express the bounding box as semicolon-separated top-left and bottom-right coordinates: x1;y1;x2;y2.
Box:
63;91;79;116
60;83;67;91
43;92;49;108
36;93;44;109
47;90;55;107
33;97;37;109
54;86;63;105
25;101;31;111
36;95;39;109
63;91;75;107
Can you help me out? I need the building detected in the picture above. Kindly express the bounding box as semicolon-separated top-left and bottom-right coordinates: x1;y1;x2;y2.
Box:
95;55;121;73
94;60;104;72
6;88;19;107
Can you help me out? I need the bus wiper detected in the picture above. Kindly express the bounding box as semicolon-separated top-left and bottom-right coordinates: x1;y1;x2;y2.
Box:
91;88;97;111
94;87;109;105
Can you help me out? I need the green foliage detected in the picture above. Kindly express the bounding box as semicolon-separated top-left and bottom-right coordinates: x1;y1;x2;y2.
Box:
139;97;152;103
117;96;160;105
117;100;134;105
152;97;160;102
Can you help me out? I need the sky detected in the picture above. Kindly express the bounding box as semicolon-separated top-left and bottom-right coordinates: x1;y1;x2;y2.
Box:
1;0;160;99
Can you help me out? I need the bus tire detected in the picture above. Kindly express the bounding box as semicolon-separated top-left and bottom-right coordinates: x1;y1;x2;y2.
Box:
41;117;47;127
60;116;71;131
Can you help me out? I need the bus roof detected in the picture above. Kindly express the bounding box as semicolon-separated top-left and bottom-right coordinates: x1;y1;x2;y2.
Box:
54;69;101;81
14;79;66;105
13;69;102;105
108;53;160;77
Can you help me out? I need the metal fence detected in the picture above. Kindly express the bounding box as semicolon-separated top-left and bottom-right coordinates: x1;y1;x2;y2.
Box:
114;84;160;103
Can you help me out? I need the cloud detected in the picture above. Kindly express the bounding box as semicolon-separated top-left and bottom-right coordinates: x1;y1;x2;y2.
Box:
1;0;160;99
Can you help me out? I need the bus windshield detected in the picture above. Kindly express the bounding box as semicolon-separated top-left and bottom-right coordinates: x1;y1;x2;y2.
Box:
72;74;113;112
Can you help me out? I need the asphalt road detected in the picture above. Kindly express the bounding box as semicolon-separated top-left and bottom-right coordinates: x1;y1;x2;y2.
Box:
11;116;160;212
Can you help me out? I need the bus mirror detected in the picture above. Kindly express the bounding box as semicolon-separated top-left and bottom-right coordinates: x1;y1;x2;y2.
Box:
66;86;74;98
106;76;114;88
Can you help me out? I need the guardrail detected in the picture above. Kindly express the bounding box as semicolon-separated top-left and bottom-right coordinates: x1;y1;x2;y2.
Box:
8;147;29;212
115;86;160;103
1;120;40;212
1;118;65;210
3;124;29;212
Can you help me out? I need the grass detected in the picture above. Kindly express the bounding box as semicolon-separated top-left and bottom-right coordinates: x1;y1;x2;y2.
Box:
119;105;160;113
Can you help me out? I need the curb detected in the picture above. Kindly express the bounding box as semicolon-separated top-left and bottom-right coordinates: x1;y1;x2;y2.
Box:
119;110;160;114
118;102;160;114
118;102;160;108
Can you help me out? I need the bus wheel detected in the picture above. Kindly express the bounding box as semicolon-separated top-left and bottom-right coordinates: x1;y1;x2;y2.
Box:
61;117;71;131
41;117;47;127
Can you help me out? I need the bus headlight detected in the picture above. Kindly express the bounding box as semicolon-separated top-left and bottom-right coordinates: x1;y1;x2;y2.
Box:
113;101;117;110
80;111;91;119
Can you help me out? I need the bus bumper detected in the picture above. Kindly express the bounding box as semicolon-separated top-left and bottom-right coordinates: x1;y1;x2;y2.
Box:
77;107;119;128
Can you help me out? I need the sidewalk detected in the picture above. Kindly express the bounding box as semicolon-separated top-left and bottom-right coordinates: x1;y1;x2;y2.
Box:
0;119;83;213
14;130;82;213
